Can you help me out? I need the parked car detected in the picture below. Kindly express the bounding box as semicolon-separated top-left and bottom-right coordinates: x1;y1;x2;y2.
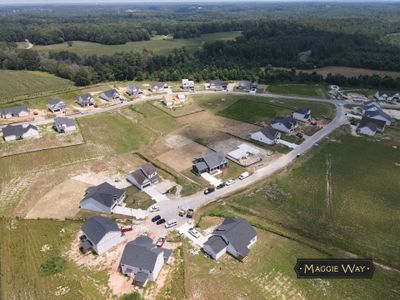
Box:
239;172;250;180
204;187;215;195
165;219;178;228
156;218;166;225
309;118;317;125
152;215;161;222
156;237;166;247
178;209;186;217
149;205;160;212
296;132;304;138
216;182;226;189
188;228;200;239
121;226;133;233
186;209;194;218
225;179;235;186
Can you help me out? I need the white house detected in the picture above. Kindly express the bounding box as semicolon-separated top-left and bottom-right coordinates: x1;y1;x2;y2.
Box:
53;117;76;133
375;91;400;102
149;82;166;93
127;162;160;190
203;218;257;261
48;99;66;112
79;182;126;214
181;79;195;90
99;89;120;101
209;80;228;91
2;124;39;142
250;126;280;145
120;236;172;287
271;116;298;133
126;84;142;96
0;106;29;119
80;216;124;255
76;93;95;107
292;108;311;122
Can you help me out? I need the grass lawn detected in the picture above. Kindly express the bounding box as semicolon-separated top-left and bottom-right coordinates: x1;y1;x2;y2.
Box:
217;96;334;125
0;70;74;104
152;98;205;118
219;162;246;181
0;219;109;300
124;186;155;210
34;32;241;56
230;129;400;266
268;84;328;97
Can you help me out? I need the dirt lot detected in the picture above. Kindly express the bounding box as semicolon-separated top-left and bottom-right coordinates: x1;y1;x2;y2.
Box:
222;122;262;140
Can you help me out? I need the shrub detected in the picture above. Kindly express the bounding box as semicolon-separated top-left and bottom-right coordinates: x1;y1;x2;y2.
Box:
38;256;67;276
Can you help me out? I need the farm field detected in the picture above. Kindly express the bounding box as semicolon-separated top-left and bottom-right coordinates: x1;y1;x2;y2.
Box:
0;70;74;104
0;219;110;300
217;96;334;124
301;66;400;79
34;31;242;56
229;128;400;266
267;84;328;97
181;215;400;300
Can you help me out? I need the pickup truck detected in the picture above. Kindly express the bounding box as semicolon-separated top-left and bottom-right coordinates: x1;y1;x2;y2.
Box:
186;209;194;218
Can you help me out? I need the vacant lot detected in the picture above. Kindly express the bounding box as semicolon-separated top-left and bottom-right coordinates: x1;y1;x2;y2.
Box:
231;129;400;266
0;70;74;104
34;32;241;56
0;219;110;300
268;84;328;97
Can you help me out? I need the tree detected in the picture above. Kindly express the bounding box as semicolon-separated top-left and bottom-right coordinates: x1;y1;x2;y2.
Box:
72;68;91;86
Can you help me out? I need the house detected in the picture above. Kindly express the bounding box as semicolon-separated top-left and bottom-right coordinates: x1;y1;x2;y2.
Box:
250;126;280;145
161;94;186;108
237;80;257;91
79;182;126;214
100;89;120;101
48;99;66;112
127;162;160;190
120;236;172;287
271;116;298;133
76;93;95;107
375;91;400;102
346;92;368;102
203;218;257;261
2;124;39;142
192;152;228;176
0;106;29;119
227;143;262;166
80;216;124;255
292;108;311;122
209;80;228;91
361;101;381;113
126;84;142;96
364;110;393;126
149;82;166;93
53;117;76;133
356;117;386;136
181;79;195;90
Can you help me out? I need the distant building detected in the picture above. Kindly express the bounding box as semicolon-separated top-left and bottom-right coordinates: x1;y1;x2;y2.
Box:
149;82;167;93
181;79;195;90
48;99;66;112
292;108;311;122
375;91;400;102
237;80;257;91
203;218;257;261
209;80;228;91
100;89;120;101
226;143;262;167
79;182;126;214
53;117;76;133
127;162;160;190
192;152;228;176
120;236;172;287
357;116;386;136
0;106;29;119
250;126;280;145
271;116;298;133
76;93;95;107
126;84;142;96
161;94;186;108
361;101;381;114
2;124;39;142
364;110;393;126
80;216;124;255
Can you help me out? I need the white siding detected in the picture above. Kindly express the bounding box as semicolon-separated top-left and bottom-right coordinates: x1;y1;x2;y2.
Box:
271;123;291;133
22;128;39;139
93;231;124;255
358;127;376;136
250;131;275;145
292;112;309;122
80;198;112;214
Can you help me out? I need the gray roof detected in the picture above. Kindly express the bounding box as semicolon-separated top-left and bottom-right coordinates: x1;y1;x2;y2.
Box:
77;93;94;104
150;82;165;89
140;162;157;176
0;105;28;115
193;161;208;173
202;152;227;169
365;110;392;121
211;218;257;258
82;216;120;245
2;124;37;137
272;116;297;129
101;89;119;100
127;84;141;91
358;117;386;132
81;182;125;208
120;236;165;273
48;98;65;106
134;272;148;284
295;108;310;115
210;80;227;87
377;90;400;97
364;100;380;107
204;235;227;254
260;125;279;140
54;116;74;127
129;169;149;186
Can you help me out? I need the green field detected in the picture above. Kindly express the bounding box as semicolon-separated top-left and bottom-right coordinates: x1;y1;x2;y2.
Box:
34;32;241;56
267;84;328;97
0;70;74;104
0;219;109;299
230;128;400;266
217;96;334;124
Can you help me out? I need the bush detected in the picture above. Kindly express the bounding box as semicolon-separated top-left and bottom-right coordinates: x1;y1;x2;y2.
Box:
38;256;67;276
120;292;143;300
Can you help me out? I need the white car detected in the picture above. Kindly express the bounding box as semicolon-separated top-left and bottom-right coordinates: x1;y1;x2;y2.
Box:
188;228;200;239
225;179;235;186
149;205;160;212
239;172;250;180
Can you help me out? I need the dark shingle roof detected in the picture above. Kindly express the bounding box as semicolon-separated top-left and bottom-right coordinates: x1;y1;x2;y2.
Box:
260;126;279;140
54;117;74;127
81;182;124;208
295;108;310;115
210;80;227;87
140;162;157;176
150;82;165;89
272;116;297;129
358;117;386;132
2;124;37;137
204;235;227;254
1;105;28;115
101;89;119;100
48;99;65;106
202;152;227;169
365;110;392;121
129;169;149;186
377;90;399;97
82;216;120;245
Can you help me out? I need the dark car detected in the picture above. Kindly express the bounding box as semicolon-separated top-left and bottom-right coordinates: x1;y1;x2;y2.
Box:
204;187;215;195
186;209;194;218
156;218;166;225
151;215;161;222
216;182;226;189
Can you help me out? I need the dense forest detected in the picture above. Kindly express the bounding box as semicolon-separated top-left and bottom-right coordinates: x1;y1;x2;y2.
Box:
1;2;400;89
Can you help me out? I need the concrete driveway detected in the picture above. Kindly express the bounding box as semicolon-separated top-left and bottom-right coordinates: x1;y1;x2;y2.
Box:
113;206;147;219
143;186;170;202
177;222;209;247
277;139;298;149
201;173;222;187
